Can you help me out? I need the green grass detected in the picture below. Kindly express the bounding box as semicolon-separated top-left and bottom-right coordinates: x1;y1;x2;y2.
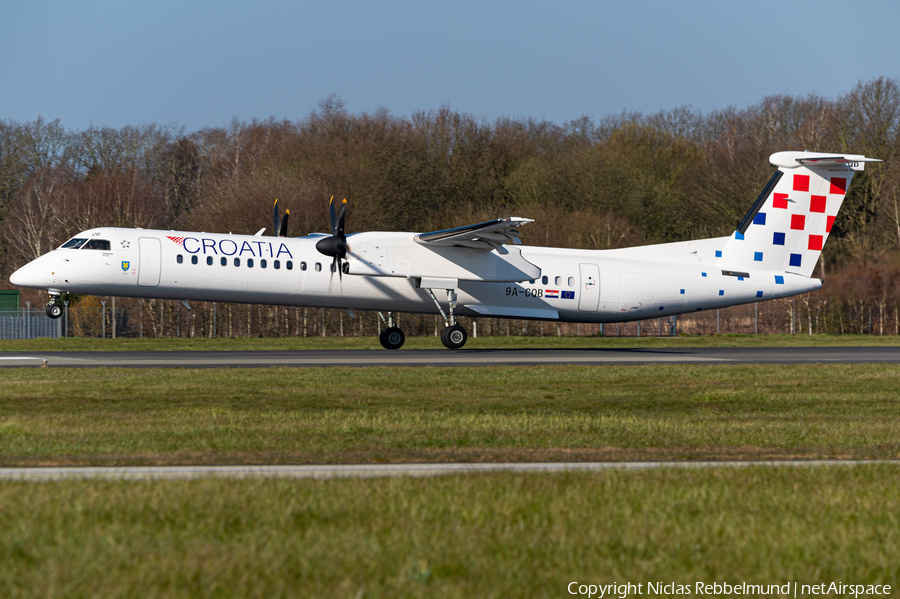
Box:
2;333;900;351
1;467;897;597
1;364;898;465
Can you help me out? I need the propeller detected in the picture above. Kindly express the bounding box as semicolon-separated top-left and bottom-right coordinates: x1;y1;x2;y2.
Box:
315;196;350;288
273;199;289;237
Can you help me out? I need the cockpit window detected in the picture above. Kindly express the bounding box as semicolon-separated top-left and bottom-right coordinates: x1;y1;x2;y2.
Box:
83;239;111;250
61;238;88;249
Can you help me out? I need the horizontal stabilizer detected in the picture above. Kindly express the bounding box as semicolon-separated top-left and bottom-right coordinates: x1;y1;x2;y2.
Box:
770;151;881;172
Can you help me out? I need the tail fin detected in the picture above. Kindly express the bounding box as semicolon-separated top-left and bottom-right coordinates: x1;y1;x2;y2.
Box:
718;151;880;277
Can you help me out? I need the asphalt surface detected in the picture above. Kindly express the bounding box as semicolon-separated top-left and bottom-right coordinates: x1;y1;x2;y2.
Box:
2;346;900;368
0;461;896;481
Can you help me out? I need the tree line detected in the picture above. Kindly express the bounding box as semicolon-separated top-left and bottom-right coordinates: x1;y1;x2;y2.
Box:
2;78;899;335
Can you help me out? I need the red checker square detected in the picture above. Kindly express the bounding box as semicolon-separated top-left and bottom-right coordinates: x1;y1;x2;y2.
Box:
808;235;823;251
791;214;806;230
830;177;847;195
773;193;789;209
810;195;826;213
793;174;810;192
826;215;836;233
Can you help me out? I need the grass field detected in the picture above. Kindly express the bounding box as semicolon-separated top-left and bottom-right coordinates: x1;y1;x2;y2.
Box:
3;333;900;352
1;467;897;597
2;352;899;596
1;363;898;465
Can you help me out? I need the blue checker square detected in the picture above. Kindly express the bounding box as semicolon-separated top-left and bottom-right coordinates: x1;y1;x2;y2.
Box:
680;289;685;294
789;253;802;267
719;290;724;296
735;231;744;240
773;232;785;246
753;212;766;225
702;272;707;277
756;291;763;298
738;276;744;281
754;251;763;262
775;275;784;285
715;250;722;258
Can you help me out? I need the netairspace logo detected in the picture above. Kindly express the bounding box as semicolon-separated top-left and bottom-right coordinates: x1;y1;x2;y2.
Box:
567;581;892;598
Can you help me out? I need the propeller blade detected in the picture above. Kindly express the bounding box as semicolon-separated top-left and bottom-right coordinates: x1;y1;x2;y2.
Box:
279;209;289;237
337;199;347;238
273;199;281;238
328;196;337;234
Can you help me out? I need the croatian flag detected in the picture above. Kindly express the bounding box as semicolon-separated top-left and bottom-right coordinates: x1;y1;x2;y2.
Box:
561;291;575;300
545;289;559;298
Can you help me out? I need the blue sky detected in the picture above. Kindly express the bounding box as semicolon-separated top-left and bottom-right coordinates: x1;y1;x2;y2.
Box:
2;1;899;131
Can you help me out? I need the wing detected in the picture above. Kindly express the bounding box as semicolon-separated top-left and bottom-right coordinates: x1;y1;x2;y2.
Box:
414;217;533;251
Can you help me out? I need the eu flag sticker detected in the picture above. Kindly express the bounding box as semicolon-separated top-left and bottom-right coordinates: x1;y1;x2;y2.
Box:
561;291;575;300
121;261;130;271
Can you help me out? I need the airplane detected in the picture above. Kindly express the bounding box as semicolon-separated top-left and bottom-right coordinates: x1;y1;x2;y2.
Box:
8;151;880;349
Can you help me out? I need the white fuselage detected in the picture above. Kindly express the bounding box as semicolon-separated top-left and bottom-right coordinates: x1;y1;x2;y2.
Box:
10;227;820;323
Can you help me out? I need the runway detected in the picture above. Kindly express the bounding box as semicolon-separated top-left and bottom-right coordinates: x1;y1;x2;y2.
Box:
0;460;896;481
2;346;900;368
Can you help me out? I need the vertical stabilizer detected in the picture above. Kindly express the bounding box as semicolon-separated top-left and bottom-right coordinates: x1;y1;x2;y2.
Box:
717;151;880;278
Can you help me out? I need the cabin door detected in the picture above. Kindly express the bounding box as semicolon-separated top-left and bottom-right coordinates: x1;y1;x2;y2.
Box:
137;237;161;287
578;263;600;311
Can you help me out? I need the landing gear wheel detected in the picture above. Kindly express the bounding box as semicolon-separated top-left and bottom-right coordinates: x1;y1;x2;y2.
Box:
440;324;467;349
46;303;63;319
379;327;405;350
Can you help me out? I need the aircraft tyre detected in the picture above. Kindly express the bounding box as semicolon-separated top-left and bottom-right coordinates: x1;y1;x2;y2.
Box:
46;303;63;319
380;327;405;350
440;324;467;349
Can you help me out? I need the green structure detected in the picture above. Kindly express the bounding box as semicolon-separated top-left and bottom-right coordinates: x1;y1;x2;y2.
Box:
0;289;21;312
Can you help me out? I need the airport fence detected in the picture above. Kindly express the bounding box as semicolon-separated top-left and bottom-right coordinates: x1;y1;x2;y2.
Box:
3;292;896;339
0;311;63;340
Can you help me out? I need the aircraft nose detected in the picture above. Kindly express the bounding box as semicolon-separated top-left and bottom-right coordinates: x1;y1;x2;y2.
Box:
9;264;32;287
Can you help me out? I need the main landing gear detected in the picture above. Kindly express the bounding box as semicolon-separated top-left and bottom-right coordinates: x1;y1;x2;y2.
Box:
426;287;468;350
377;312;406;349
46;294;63;319
376;286;470;350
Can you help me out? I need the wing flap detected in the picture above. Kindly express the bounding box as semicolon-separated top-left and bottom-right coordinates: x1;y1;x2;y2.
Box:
415;217;533;250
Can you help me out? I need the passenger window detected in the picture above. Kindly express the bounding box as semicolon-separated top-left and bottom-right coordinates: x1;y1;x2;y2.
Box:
315;263;322;272
301;261;307;271
84;239;111;250
177;254;183;264
568;277;575;287
206;256;213;266
220;257;227;266
191;255;198;265
286;261;293;270
274;260;281;269
234;258;240;267
61;238;88;249
248;258;254;268
261;259;267;269
541;276;548;285
555;276;561;285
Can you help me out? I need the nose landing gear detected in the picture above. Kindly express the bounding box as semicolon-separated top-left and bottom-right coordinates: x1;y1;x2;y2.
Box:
46;295;64;319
